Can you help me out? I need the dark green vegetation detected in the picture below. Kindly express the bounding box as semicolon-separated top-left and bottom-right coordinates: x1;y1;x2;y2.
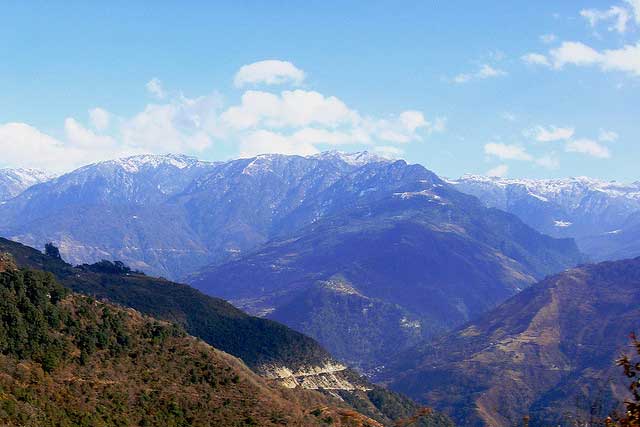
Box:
0;238;453;427
384;258;640;427
0;236;329;371
0;260;388;426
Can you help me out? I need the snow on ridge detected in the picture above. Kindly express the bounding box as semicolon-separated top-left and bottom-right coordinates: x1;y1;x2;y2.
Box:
111;154;210;173
83;153;213;174
0;168;56;184
309;150;391;166
452;174;640;201
553;220;572;228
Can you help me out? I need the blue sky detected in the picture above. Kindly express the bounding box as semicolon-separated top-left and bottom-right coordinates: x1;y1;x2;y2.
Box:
1;1;638;181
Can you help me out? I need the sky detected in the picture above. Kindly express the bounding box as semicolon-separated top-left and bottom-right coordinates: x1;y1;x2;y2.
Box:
1;1;639;181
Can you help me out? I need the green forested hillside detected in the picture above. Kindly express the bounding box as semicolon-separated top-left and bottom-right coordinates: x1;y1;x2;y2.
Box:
0;261;392;426
0;238;453;427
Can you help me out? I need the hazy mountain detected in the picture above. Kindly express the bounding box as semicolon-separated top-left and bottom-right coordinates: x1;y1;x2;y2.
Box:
384;257;640;427
0;167;53;201
0;237;450;427
0;154;219;277
449;175;640;261
189;165;585;371
0;152;391;279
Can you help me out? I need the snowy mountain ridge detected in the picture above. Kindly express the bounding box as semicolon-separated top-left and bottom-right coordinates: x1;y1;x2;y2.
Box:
449;174;640;261
0;168;56;202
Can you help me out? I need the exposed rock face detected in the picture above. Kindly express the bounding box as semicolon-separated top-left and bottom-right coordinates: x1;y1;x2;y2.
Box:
261;361;370;391
384;257;640;427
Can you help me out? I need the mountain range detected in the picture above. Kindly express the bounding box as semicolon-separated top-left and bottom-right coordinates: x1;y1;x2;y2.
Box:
189;162;584;370
0;236;450;427
0;251;459;427
449;175;640;261
0;153;586;372
0;152;637;426
383;257;640;426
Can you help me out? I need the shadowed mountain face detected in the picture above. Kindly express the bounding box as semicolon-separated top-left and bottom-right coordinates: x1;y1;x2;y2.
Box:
450;175;640;261
384;257;640;427
0;237;451;427
189;168;585;371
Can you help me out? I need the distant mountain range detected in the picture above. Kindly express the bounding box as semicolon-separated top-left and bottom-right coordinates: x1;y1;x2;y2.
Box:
449;175;640;261
383;257;640;426
0;153;586;372
0;152;392;279
0;167;53;202
189;161;584;370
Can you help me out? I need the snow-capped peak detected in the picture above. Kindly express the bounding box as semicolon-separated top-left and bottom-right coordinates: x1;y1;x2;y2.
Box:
451;175;640;200
0;167;56;201
91;154;213;174
0;168;56;183
309;150;390;166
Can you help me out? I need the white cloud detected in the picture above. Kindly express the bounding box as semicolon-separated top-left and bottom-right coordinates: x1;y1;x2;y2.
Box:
550;42;603;68
522;53;551;66
0;123;70;170
535;154;560;169
540;41;640;76
432;117;447;133
453;64;507;84
366;112;440;144
486;164;509;177
374;145;404;158
626;0;640;23
540;34;557;44
146;78;166;99
0;122;135;172
221;90;357;130
89;108;111;131
565;138;611;158
1;66;443;171
484;143;533;161
501;112;517;121
580;6;630;33
288;127;370;146
234;60;305;87
64;117;116;149
529;125;574;142
121;92;221;153
599;129;619;142
399;110;428;132
220;89;438;149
